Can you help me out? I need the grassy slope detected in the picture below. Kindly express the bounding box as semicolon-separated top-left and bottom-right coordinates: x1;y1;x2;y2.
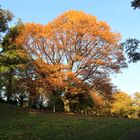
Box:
0;103;140;140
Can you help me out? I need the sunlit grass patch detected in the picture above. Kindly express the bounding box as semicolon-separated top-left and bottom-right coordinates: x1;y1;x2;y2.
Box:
0;103;140;140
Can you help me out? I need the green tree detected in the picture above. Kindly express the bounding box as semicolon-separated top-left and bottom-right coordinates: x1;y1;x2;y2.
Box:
123;1;140;62
133;92;140;117
122;39;140;62
134;92;140;106
0;22;28;102
0;6;14;102
0;6;13;41
131;0;140;9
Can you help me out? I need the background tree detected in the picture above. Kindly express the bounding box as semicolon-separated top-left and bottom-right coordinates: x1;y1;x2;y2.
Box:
122;39;140;62
133;92;140;106
0;6;14;102
0;6;13;41
131;0;140;9
47;93;64;112
90;91;111;116
133;92;140;117
0;22;29;102
123;1;140;62
111;91;135;117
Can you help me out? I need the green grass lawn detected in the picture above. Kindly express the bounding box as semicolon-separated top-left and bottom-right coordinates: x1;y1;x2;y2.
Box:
0;103;140;140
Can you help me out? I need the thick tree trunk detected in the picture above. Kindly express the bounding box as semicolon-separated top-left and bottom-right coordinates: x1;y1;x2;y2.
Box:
29;96;36;108
6;74;12;102
53;105;56;113
7;94;11;102
19;95;24;107
63;99;71;112
84;108;88;115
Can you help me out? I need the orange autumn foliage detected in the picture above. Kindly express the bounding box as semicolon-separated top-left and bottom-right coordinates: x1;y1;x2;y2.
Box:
15;10;126;95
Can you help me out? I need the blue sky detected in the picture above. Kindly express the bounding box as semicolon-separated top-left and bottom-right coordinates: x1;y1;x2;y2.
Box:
1;0;140;94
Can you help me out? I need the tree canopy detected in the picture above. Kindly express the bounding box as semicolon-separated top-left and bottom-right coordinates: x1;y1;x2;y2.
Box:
0;6;13;41
16;10;126;95
131;0;140;9
123;1;140;62
122;39;140;62
111;91;134;117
